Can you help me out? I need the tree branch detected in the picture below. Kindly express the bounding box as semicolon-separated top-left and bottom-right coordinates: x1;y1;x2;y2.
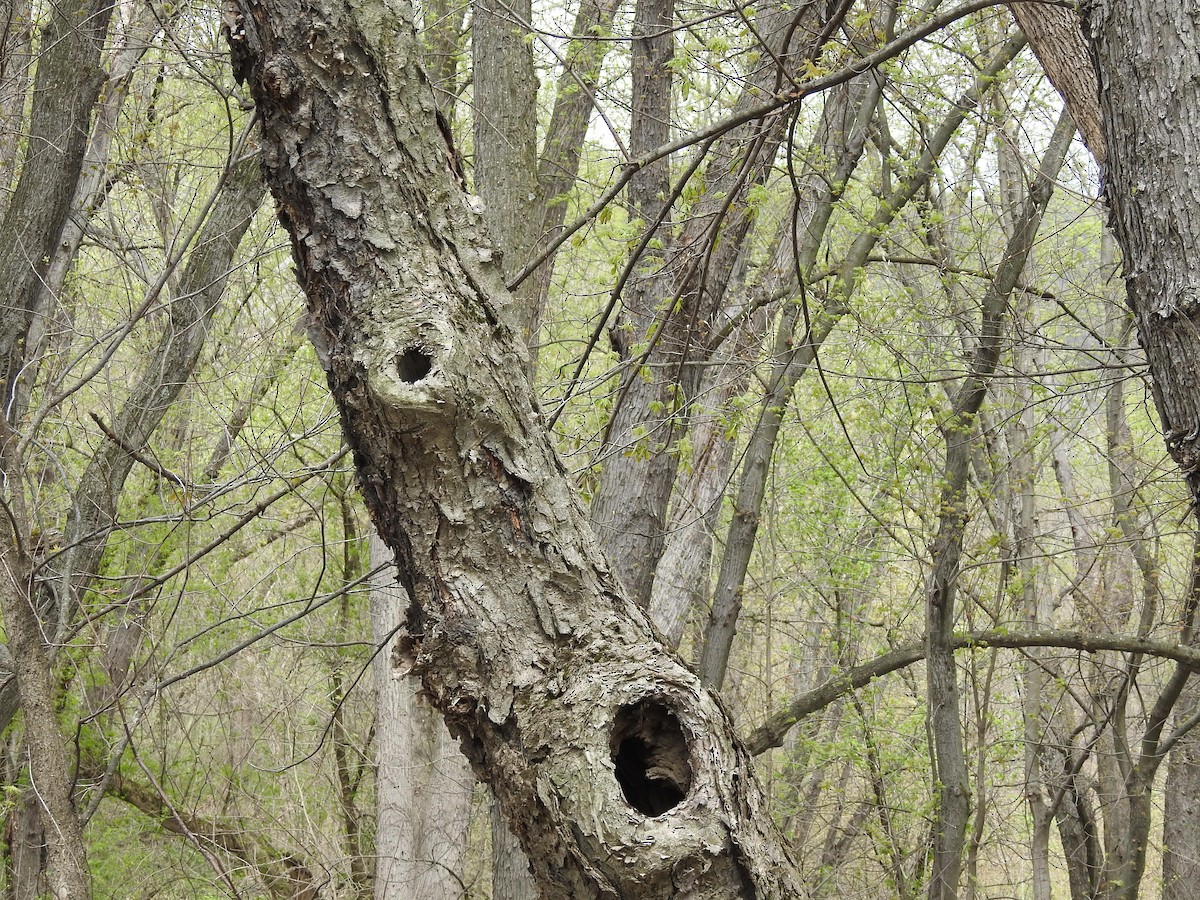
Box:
747;628;1200;755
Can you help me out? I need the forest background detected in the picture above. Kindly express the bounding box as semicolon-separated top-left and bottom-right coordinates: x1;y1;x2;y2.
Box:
1;0;1198;898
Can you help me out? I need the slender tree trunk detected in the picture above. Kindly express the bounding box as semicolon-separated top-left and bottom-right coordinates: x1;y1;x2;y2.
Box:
524;0;626;316
587;0;678;610
0;0;114;418
0;528;88;899
1010;354;1054;900
421;0;466;119
924;110;1074;900
474;0;537;343
0;0;31;223
653;61;885;652
589;0;829;609
694;67;882;684
701;28;1025;687
370;534;473;900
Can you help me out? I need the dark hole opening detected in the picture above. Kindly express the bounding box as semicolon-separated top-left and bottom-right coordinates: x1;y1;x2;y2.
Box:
610;698;692;817
395;348;433;383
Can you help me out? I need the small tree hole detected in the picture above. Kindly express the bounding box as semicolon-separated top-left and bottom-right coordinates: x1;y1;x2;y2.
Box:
610;698;692;817
395;348;433;383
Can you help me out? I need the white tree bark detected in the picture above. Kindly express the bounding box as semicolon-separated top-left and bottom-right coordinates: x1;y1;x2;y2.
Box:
371;533;473;900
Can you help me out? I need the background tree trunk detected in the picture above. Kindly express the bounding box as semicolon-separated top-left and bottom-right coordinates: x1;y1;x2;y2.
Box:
923;110;1074;900
370;534;473;900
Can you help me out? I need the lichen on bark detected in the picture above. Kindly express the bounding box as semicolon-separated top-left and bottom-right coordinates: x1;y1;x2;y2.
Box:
231;0;805;894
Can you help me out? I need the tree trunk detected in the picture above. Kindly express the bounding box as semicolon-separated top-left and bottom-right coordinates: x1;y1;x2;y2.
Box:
230;0;806;894
1163;684;1200;900
0;0;32;224
588;0;830;609
1084;5;1200;896
370;534;473;900
473;3;543;889
1006;1;1104;163
1082;2;1200;504
700;24;1026;687
0;0;114;419
523;0;626;316
696;65;884;687
924;110;1074;900
0;531;88;899
473;0;538;344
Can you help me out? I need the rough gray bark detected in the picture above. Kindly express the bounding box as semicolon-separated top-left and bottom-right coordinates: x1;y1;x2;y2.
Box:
923;110;1073;900
382;2;629;891
1082;2;1200;503
473;0;537;340
1007;1;1104;163
230;0;806;894
1082;3;1200;896
0;0;114;420
588;0;832;610
627;0;672;227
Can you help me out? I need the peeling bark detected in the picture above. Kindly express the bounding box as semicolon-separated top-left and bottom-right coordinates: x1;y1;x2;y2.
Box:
230;0;805;894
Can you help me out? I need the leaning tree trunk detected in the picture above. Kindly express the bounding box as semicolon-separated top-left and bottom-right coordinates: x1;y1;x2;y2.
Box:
227;0;804;895
1006;1;1104;163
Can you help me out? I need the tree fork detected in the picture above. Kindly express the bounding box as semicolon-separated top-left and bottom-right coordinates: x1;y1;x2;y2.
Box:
227;0;803;895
